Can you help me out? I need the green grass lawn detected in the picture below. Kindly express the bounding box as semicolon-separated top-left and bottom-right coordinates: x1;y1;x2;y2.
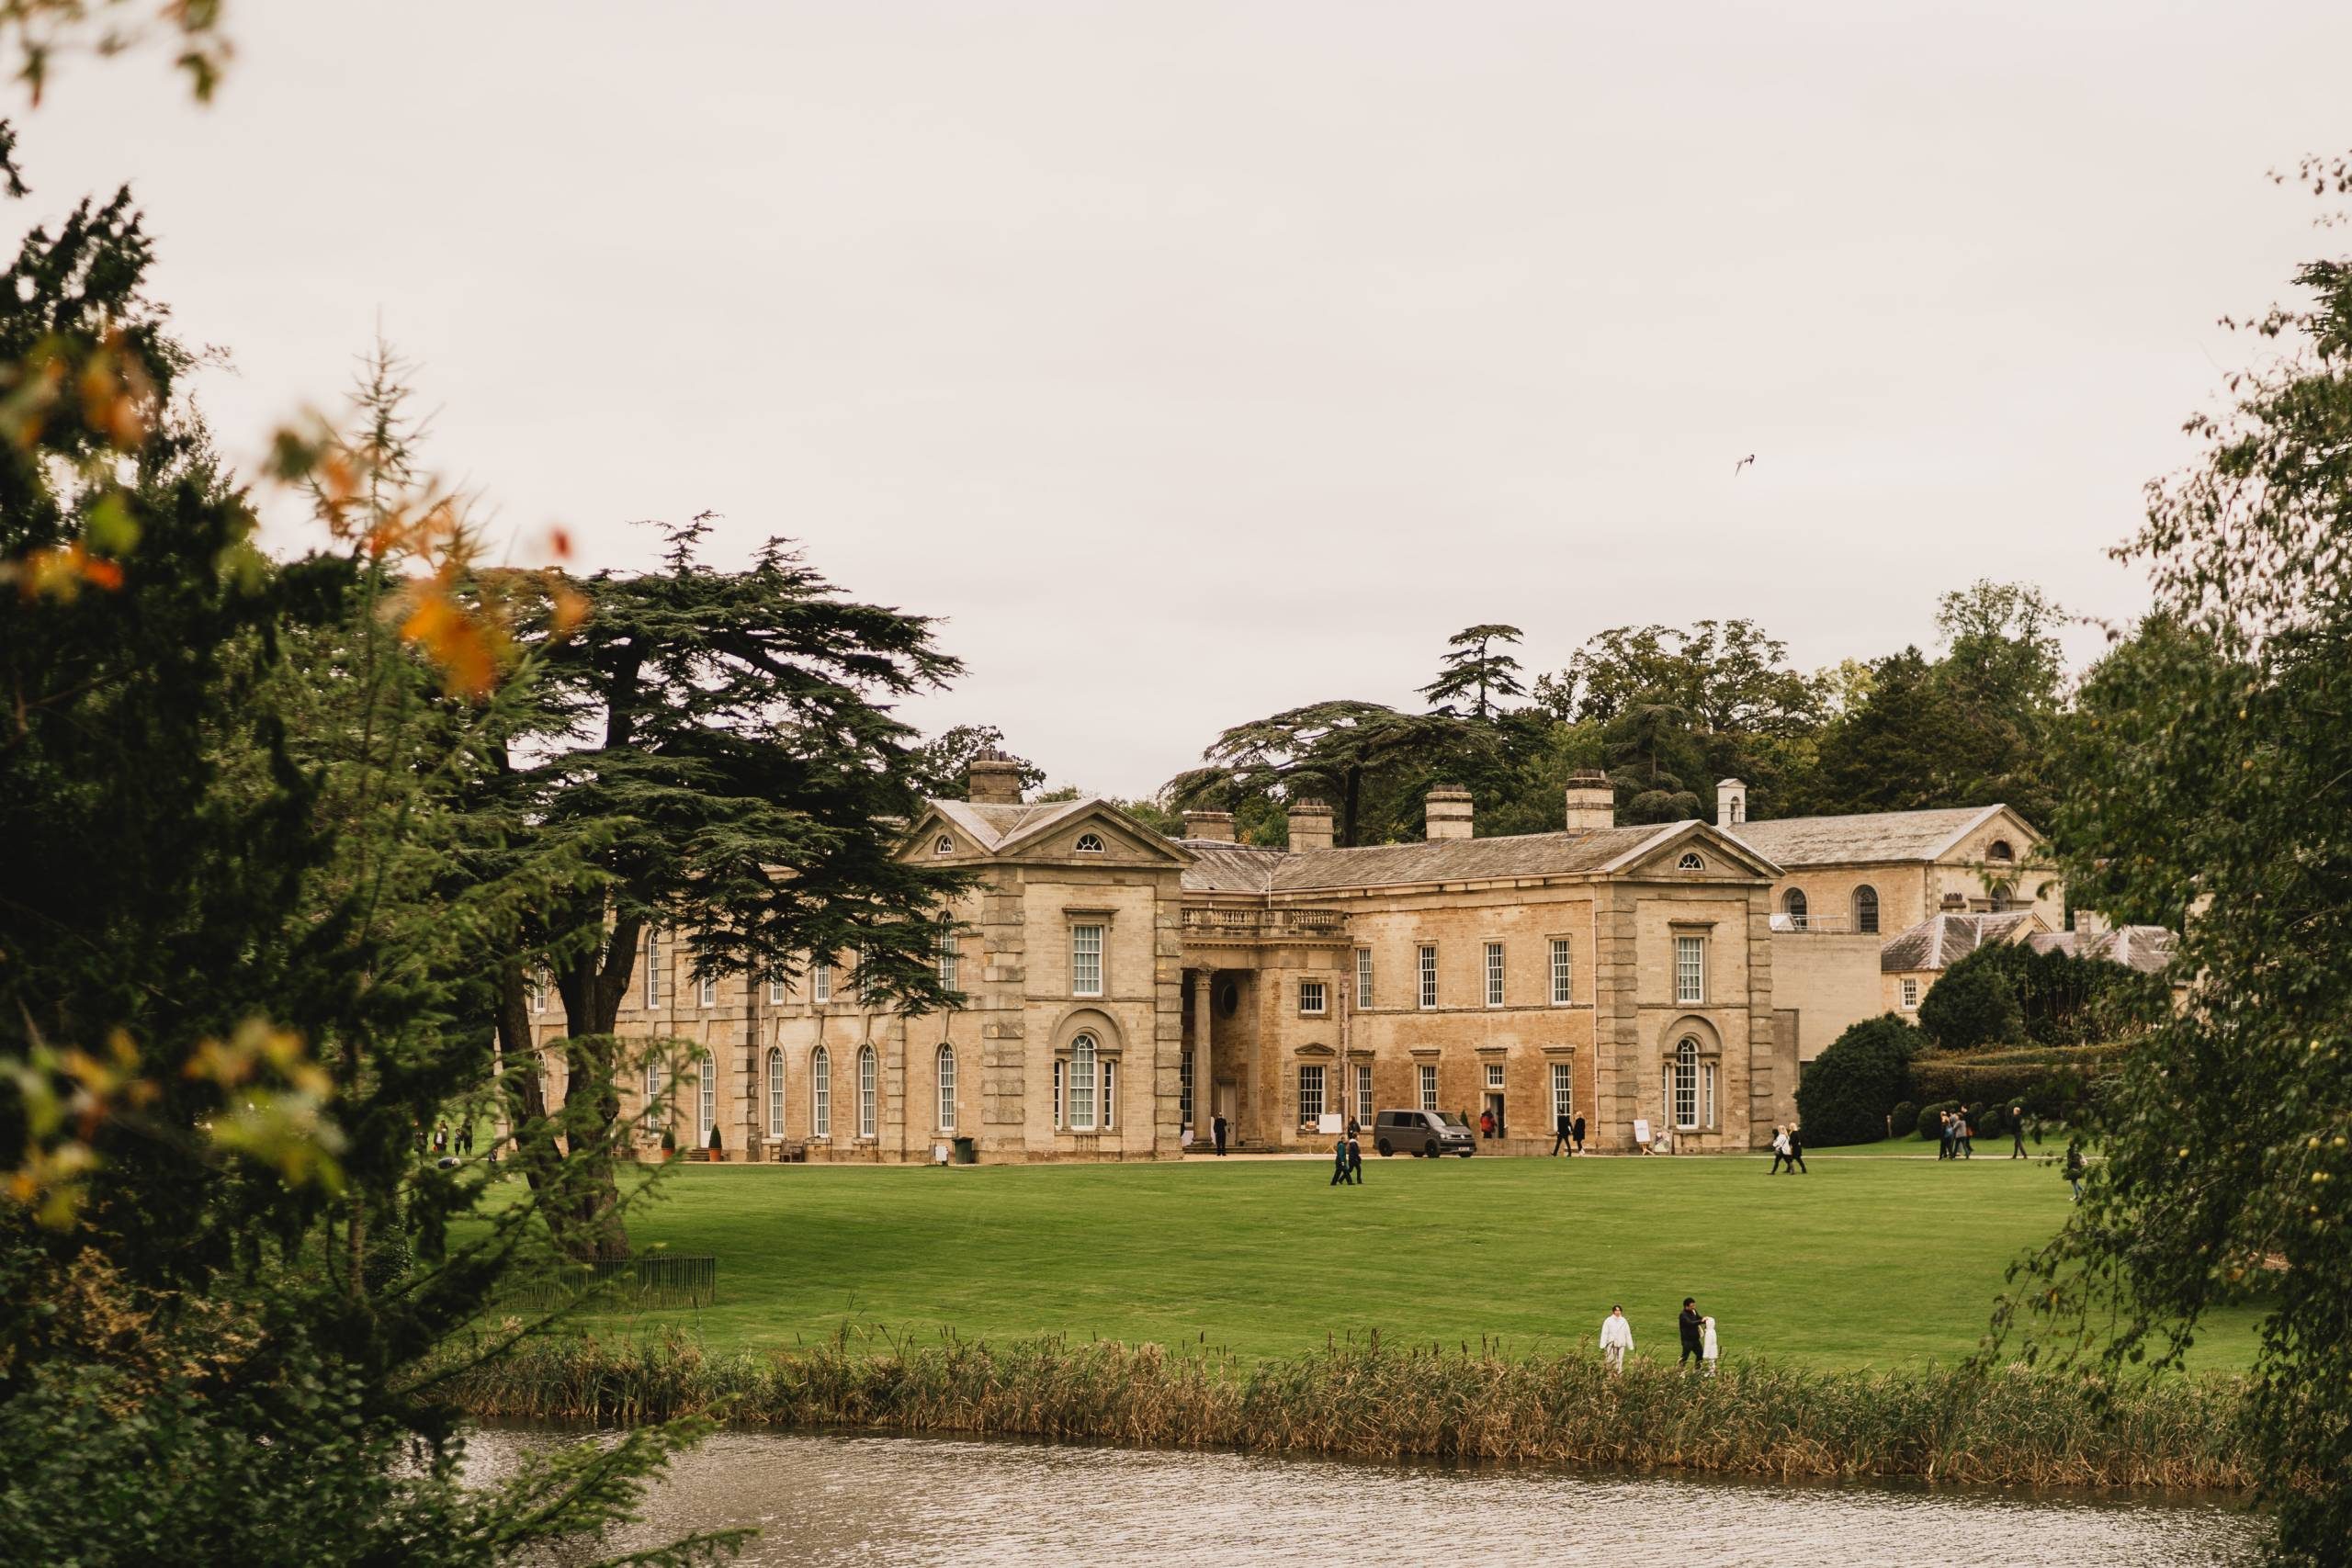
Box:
541;1147;2257;1373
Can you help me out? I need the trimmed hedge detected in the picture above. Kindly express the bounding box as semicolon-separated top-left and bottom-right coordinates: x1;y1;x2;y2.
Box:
1889;1100;1917;1137
1795;1014;1924;1146
1916;1100;1960;1140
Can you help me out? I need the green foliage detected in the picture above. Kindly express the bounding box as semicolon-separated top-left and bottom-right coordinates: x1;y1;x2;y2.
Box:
909;724;1044;799
1419;623;1526;720
1795;1015;1923;1146
1993;152;2352;1564
1916;1100;1960;1140
1917;948;2027;1051
1166;698;1487;847
1889;1100;1918;1137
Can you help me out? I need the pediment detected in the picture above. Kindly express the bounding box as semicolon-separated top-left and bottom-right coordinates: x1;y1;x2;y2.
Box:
1608;820;1783;881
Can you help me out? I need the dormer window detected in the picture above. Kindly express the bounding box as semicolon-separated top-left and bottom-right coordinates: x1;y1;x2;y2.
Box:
1074;832;1105;854
1986;840;2015;863
934;834;955;856
1677;852;1704;871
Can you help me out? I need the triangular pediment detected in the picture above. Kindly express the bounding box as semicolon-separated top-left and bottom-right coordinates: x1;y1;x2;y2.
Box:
1605;819;1784;880
900;797;1192;867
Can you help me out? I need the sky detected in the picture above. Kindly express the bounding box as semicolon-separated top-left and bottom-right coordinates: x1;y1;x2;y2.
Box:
13;1;2350;795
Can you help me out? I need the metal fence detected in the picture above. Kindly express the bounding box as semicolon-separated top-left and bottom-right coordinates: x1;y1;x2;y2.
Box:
502;1253;718;1312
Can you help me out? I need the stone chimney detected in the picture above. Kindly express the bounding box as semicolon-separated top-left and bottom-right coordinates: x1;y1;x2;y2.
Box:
1182;809;1235;842
1563;770;1614;832
1424;786;1474;841
1286;799;1334;852
1716;778;1747;829
2072;908;2111;938
966;750;1025;806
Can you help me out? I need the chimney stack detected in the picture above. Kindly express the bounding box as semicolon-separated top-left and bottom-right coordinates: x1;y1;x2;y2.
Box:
966;750;1026;806
2072;908;2110;938
1716;778;1747;829
1286;799;1334;852
1424;786;1474;841
1564;770;1614;832
1182;809;1236;843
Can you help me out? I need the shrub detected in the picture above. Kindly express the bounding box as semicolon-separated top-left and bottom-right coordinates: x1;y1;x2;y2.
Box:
1888;1100;1917;1138
1916;1100;1960;1139
1917;947;2025;1050
1795;1014;1923;1145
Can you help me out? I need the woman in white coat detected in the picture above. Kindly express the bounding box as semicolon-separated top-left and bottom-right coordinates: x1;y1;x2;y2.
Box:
1700;1314;1720;1376
1599;1305;1634;1374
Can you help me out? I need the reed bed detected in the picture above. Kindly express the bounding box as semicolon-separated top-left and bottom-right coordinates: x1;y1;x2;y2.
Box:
446;1328;2260;1493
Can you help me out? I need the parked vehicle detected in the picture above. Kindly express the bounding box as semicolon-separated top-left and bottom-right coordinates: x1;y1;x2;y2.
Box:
1373;1109;1476;1158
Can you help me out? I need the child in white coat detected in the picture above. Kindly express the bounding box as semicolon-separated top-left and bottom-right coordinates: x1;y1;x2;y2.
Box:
1701;1314;1720;1376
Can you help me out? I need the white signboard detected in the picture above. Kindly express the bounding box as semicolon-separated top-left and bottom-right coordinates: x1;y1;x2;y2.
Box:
1633;1118;1652;1145
1317;1113;1345;1136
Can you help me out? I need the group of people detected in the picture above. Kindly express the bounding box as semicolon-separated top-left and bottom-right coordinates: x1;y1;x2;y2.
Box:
1597;1299;1720;1375
1765;1124;1807;1173
1329;1123;1366;1184
1549;1113;1589;1156
424;1122;474;1159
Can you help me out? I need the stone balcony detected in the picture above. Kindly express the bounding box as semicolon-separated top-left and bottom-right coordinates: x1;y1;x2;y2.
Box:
1180;905;1350;944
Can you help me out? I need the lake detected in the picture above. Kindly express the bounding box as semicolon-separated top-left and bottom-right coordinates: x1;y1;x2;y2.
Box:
463;1428;2264;1565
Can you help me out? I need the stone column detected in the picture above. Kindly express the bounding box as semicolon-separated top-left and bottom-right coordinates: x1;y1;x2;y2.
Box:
1192;967;1213;1147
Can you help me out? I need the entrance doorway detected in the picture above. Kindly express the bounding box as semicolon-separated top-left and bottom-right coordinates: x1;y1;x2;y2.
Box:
1214;1081;1237;1128
1483;1091;1506;1139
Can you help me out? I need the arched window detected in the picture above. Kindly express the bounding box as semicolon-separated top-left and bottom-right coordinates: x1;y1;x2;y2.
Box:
810;1046;831;1138
1986;840;2015;863
1677;852;1704;871
1990;880;2018;911
765;1047;785;1138
934;833;955;856
936;1043;956;1132
1069;1033;1098;1131
1672;1038;1700;1130
857;1044;878;1139
1852;885;1880;935
1782;888;1809;930
1074;832;1105;854
697;1050;716;1143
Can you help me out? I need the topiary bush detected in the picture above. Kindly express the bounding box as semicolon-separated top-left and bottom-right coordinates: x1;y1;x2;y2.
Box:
1916;1099;1960;1139
1917;946;2026;1050
1795;1013;1924;1145
1889;1100;1918;1138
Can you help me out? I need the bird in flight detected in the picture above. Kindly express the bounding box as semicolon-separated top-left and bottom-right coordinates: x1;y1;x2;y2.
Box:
1734;454;1756;475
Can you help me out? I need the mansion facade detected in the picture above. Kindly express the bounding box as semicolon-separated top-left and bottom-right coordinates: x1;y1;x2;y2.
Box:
521;759;2078;1161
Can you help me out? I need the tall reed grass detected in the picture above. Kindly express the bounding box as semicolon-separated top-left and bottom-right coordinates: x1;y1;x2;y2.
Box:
446;1328;2260;1493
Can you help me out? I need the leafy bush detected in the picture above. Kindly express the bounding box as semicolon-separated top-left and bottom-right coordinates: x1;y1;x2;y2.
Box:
1912;1053;2107;1122
1917;948;2025;1050
1889;1101;1918;1138
1916;1100;1960;1140
1795;1014;1923;1146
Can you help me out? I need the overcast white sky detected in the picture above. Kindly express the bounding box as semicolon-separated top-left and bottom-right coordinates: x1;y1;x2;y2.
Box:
15;1;2349;795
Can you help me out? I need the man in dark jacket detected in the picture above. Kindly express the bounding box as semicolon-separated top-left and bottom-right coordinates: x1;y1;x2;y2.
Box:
2009;1106;2029;1159
1678;1298;1703;1368
1572;1114;1587;1155
1212;1113;1227;1156
1784;1123;1807;1174
1551;1111;1574;1156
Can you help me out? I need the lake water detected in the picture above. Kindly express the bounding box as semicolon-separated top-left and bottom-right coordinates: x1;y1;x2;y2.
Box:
463;1428;2264;1566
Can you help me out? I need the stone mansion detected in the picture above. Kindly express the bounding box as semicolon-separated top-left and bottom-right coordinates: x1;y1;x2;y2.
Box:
520;759;2069;1160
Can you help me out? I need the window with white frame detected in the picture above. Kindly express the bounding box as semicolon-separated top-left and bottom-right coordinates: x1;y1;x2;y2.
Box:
1674;935;1706;1005
934;833;955;856
1071;924;1104;998
529;969;548;1014
1297;1064;1325;1127
641;1057;663;1134
810;1046;831;1138
1419;1062;1438;1111
1486;1062;1505;1092
643;929;662;1009
767;973;786;1006
1068;1033;1098;1130
1299;979;1327;1016
1702;1060;1717;1128
811;959;831;1005
697;1051;716;1142
1673;1037;1699;1130
1550;938;1573;1005
1677;852;1705;871
1180;1049;1194;1128
857;1044;877;1138
1901;977;1919;1010
1551;1061;1574;1124
935;1043;956;1131
937;918;959;993
1356;1063;1374;1127
1356;949;1373;1010
1102;1059;1116;1130
698;972;717;1009
1853;885;1880;935
1074;832;1105;854
1485;942;1506;1007
1418;945;1438;1010
1782;888;1809;930
765;1047;785;1137
1053;1059;1065;1129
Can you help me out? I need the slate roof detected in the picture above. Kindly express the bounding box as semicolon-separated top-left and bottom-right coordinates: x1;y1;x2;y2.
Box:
2029;925;2180;976
1262;824;1690;892
1880;911;2041;973
928;796;1101;852
1729;805;2007;868
1177;840;1287;895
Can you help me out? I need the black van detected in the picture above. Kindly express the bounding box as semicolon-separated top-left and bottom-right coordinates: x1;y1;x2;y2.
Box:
1373;1109;1476;1158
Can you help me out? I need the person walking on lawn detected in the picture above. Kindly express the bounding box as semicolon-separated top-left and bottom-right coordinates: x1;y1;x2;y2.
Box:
1679;1298;1704;1369
1701;1314;1720;1376
2065;1140;2087;1202
1552;1111;1574;1156
1347;1124;1365;1184
1768;1126;1789;1174
1329;1131;1353;1186
1956;1105;1975;1159
1937;1111;1955;1160
1600;1306;1634;1374
1573;1113;1587;1155
1784;1123;1807;1174
2009;1106;2029;1159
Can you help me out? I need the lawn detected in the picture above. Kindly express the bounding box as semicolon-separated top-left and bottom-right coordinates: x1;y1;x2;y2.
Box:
538;1146;2258;1373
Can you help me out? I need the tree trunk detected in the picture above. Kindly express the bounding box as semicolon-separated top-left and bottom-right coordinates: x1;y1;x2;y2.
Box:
541;909;643;1263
